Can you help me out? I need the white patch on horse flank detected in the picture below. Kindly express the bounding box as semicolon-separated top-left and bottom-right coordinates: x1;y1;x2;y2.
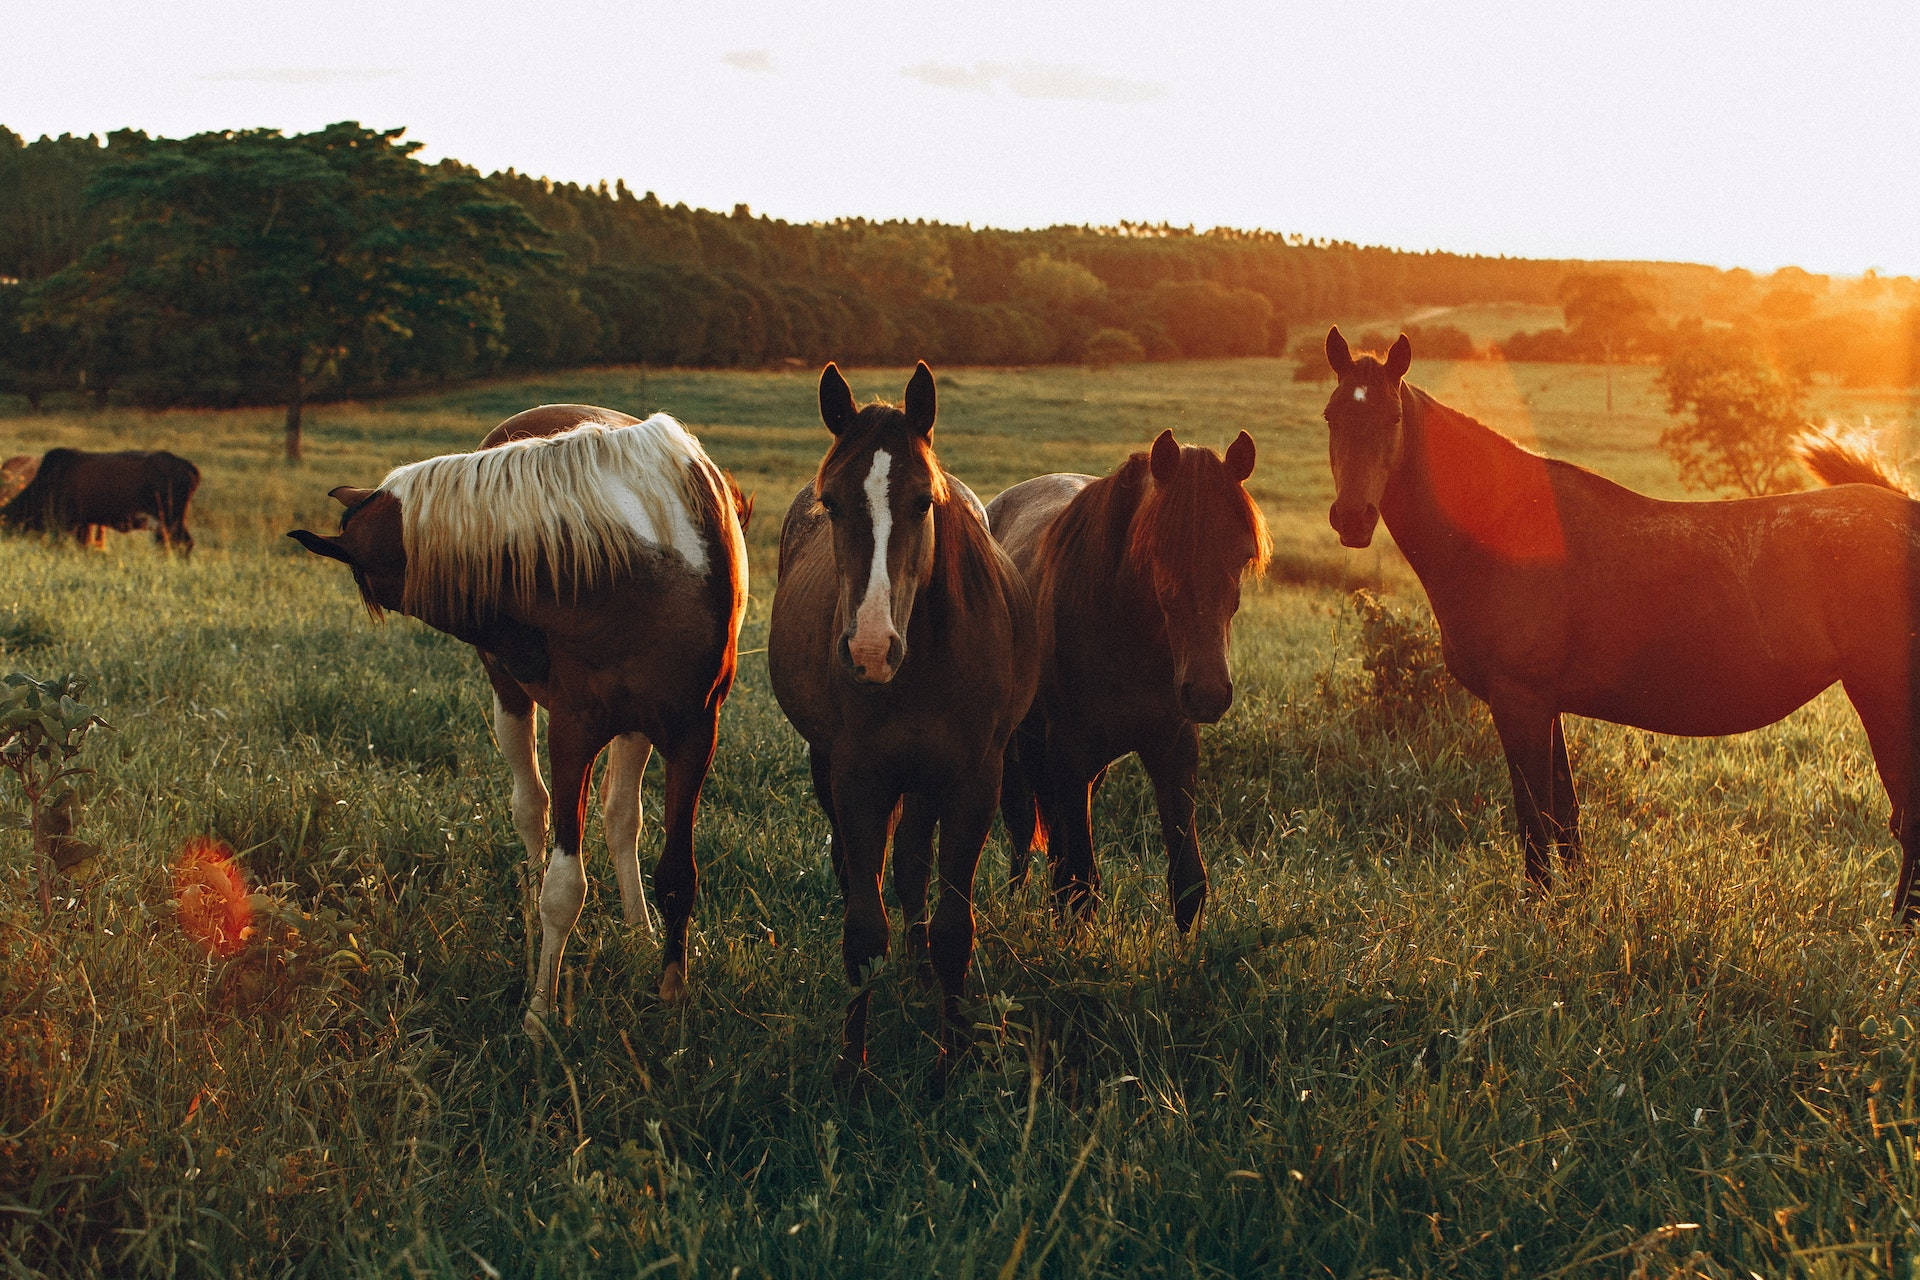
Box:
853;449;896;644
1353;386;1368;403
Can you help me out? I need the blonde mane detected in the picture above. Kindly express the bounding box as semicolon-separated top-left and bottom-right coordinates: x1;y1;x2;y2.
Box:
382;413;728;624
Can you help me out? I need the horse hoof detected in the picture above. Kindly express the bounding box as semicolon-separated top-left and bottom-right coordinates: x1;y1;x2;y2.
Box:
658;962;686;1002
832;1053;869;1096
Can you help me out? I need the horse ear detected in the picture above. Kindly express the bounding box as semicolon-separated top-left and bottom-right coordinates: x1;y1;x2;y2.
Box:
1224;430;1256;482
1325;326;1353;377
287;529;355;566
819;363;857;436
1149;429;1181;484
904;361;936;437
328;485;376;508
1385;333;1412;381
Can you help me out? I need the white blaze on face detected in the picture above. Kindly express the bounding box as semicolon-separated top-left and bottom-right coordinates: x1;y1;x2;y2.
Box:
848;449;898;675
1353;386;1368;403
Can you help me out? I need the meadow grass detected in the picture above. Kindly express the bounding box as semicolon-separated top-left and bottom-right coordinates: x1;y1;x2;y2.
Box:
4;359;1920;1277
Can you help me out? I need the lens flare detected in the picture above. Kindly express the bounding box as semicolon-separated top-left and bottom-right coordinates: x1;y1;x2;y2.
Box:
173;839;252;956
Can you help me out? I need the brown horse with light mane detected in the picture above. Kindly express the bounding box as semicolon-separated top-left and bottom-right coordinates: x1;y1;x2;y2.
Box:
988;430;1269;929
1322;327;1920;919
290;405;749;1029
768;363;1036;1082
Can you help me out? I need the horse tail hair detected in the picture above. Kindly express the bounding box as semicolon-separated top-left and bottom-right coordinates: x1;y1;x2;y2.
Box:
1795;430;1915;496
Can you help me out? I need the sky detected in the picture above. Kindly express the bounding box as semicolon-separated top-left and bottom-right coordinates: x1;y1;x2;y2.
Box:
7;0;1919;276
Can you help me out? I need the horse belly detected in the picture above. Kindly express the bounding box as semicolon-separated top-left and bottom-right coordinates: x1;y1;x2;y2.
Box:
1563;642;1835;737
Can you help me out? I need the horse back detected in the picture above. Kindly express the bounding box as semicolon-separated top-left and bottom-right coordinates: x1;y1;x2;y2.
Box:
481;404;641;449
986;474;1094;577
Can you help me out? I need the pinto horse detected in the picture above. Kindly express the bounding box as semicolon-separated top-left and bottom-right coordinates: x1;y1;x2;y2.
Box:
1322;327;1920;920
988;431;1269;929
768;363;1036;1081
290;405;749;1028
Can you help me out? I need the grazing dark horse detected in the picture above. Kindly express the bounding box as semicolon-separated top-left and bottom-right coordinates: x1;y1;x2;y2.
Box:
1322;326;1920;920
768;363;1037;1081
988;431;1269;928
0;448;199;552
290;405;750;1029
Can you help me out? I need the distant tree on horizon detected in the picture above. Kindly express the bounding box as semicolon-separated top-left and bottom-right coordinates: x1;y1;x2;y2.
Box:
35;122;546;458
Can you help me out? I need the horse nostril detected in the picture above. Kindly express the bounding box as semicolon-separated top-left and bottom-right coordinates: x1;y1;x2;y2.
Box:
837;635;857;672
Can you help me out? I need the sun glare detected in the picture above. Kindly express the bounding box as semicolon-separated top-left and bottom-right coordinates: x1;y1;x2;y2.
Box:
173;838;253;957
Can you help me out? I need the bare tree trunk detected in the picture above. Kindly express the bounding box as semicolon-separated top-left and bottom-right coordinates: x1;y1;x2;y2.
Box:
284;372;306;462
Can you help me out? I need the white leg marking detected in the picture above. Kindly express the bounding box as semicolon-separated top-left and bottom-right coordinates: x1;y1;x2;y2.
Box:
601;732;654;935
849;449;898;674
493;694;549;986
525;847;586;1034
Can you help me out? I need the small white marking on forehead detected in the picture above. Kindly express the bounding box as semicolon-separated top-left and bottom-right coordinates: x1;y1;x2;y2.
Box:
1353;386;1368;403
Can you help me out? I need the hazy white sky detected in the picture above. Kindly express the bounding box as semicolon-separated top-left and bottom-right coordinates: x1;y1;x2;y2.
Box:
7;0;1918;275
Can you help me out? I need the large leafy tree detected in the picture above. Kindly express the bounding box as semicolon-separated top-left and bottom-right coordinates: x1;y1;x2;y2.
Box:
1656;328;1809;497
43;122;547;458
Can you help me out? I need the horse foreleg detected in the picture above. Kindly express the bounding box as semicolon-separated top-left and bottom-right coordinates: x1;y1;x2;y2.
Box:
929;769;1000;1083
1549;715;1583;873
489;675;548;988
832;771;898;1086
601;732;655;935
525;715;607;1035
892;794;939;982
1141;724;1206;932
1489;686;1558;892
653;716;717;1001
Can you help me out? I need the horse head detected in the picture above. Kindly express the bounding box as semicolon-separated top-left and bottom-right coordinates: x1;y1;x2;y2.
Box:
813;361;945;685
287;486;407;618
1323;326;1412;548
1132;429;1268;723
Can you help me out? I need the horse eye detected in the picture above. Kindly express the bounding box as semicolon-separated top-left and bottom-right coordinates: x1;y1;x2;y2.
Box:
820;496;840;518
912;495;934;517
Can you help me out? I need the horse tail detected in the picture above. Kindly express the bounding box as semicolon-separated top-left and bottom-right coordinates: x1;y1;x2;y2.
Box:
1795;430;1915;496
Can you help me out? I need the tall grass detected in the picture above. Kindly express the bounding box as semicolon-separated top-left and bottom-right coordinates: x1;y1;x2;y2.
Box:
4;360;1920;1277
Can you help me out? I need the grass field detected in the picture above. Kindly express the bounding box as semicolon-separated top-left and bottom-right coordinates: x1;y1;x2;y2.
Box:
5;357;1920;1278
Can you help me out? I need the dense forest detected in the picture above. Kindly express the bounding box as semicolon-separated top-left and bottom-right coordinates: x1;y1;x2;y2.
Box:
2;122;1915;440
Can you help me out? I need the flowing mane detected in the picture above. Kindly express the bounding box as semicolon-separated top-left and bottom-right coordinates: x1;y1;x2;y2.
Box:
381;413;729;623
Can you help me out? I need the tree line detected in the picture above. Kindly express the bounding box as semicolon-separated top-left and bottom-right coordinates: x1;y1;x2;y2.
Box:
2;122;1916;459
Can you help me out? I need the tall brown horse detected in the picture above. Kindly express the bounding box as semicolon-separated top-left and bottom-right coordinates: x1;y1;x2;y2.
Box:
988;431;1269;928
768;363;1036;1082
290;405;749;1029
1322;327;1920;919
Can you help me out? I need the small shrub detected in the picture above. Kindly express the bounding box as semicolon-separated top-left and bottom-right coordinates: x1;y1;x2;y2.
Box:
1327;590;1466;730
0;671;109;913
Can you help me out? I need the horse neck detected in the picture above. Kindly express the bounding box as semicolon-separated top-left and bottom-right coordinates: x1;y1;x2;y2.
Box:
1044;468;1163;652
1378;385;1531;578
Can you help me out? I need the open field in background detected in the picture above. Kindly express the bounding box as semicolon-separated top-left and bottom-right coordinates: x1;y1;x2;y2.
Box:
5;358;1920;1276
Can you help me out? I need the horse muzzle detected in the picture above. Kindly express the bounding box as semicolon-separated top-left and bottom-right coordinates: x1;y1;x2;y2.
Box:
1329;500;1379;549
1178;677;1234;725
840;631;905;685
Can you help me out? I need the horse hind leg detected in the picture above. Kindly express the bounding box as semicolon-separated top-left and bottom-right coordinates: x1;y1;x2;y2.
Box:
601;732;655;935
488;668;549;987
526;715;608;1034
999;722;1046;886
1840;673;1920;925
653;715;719;1001
891;794;939;982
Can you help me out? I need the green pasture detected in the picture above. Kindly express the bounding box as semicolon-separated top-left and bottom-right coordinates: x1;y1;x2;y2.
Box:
5;358;1920;1277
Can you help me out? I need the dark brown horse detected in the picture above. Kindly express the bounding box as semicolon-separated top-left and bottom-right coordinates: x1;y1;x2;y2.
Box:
768;363;1037;1082
1;447;199;552
989;431;1269;929
290;405;749;1029
1323;327;1920;920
